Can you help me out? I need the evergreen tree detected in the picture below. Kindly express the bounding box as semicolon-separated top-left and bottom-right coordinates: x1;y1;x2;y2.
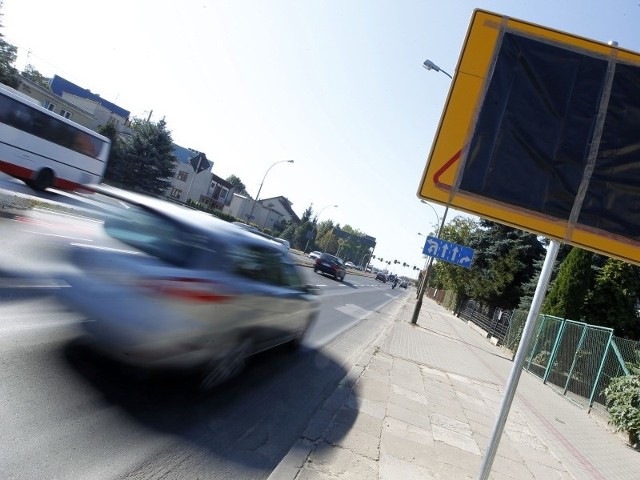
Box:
466;221;545;309
0;11;19;88
21;64;48;88
583;258;640;338
541;247;593;319
97;122;123;177
104;118;176;195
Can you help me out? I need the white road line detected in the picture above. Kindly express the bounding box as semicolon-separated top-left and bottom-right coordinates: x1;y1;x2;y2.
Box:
0;278;69;288
24;230;94;242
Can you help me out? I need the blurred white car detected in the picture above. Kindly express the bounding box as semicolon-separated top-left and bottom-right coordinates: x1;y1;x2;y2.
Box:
57;185;319;389
308;251;322;260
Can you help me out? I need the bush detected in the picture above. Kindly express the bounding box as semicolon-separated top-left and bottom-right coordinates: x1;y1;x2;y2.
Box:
604;374;640;448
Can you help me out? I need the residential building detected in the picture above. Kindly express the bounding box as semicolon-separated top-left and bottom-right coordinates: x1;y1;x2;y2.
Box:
49;75;130;134
167;145;213;204
199;173;235;211
224;194;300;230
17;75;131;137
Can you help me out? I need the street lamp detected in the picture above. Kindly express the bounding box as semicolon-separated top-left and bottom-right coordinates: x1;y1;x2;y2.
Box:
304;204;337;253
412;58;453;323
420;200;441;226
422;59;453;79
416;201;442;298
248;159;294;223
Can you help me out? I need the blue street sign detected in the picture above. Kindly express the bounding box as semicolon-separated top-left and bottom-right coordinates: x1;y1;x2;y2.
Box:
423;236;474;268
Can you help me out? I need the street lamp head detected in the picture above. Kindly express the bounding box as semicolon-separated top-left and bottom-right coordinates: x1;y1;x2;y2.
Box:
422;59;439;72
422;58;453;79
286;159;294;163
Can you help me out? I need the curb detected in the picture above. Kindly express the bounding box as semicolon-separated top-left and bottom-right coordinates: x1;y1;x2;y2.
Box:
267;297;407;480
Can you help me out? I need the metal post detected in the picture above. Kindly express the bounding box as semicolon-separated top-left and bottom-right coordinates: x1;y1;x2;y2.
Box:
249;160;293;223
542;318;567;385
526;314;546;371
411;206;449;325
563;323;588;395
588;330;616;409
477;240;560;480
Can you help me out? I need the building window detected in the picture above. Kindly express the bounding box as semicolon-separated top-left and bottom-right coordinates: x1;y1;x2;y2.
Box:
169;188;182;198
177;171;189;181
59;109;72;119
219;187;228;201
45;101;55;111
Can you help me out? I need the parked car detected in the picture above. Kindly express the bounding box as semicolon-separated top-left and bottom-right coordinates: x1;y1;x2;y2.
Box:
56;185;319;389
400;281;408;289
375;272;387;283
314;253;346;281
345;261;356;269
308;250;322;260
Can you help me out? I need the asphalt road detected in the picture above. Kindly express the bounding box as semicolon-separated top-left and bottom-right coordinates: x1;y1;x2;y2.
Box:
0;190;409;479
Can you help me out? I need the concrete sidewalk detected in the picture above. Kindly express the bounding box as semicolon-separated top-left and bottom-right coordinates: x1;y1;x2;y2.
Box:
269;295;640;479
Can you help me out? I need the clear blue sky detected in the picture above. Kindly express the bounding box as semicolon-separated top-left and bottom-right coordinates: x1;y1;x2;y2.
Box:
4;0;640;276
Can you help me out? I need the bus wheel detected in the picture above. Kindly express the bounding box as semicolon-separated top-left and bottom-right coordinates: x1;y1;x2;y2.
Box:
31;168;54;191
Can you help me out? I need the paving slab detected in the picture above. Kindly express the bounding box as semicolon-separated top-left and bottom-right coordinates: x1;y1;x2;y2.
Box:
268;294;640;480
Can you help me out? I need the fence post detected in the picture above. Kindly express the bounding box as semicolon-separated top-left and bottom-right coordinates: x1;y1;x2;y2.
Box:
563;322;588;395
543;318;567;385
526;314;546;371
588;330;614;410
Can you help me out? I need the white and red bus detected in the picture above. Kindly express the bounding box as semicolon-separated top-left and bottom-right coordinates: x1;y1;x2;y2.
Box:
0;83;111;191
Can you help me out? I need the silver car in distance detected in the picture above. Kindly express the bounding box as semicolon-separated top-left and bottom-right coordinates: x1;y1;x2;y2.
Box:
58;185;319;389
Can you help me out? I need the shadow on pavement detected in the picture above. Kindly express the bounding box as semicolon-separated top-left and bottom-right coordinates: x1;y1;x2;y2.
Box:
61;336;354;473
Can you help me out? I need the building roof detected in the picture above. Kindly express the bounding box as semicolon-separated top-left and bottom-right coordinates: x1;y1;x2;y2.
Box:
211;172;234;189
172;144;213;173
260;196;300;223
49;75;130;119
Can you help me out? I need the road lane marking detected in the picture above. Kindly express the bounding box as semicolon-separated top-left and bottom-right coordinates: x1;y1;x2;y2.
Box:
0;278;69;288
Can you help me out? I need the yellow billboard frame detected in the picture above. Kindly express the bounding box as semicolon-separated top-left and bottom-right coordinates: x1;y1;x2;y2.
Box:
417;9;640;265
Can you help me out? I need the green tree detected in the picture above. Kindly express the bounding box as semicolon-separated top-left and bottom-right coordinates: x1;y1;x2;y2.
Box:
225;174;248;195
430;216;478;309
104;118;176;195
21;64;48;88
97;121;123;173
0;11;19;88
584;258;640;338
541;247;593;319
317;220;336;252
467;221;545;309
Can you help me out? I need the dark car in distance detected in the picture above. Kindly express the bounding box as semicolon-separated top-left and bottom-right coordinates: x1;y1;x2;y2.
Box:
314;253;346;281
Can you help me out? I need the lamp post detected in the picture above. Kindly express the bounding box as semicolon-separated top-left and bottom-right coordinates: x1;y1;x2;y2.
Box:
416;201;442;298
304;204;337;253
412;58;453;324
420;200;440;225
248;159;294;224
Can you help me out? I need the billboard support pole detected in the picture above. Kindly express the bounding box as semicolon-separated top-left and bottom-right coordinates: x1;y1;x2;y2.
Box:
477;239;560;480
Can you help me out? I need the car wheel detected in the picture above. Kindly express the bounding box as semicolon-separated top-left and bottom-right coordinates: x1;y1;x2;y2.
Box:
200;337;254;391
28;168;55;191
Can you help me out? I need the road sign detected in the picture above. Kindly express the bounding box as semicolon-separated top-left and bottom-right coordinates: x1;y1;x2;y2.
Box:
417;9;640;266
423;236;474;268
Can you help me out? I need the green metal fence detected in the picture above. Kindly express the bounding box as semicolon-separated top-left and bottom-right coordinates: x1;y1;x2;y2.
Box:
508;313;640;412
